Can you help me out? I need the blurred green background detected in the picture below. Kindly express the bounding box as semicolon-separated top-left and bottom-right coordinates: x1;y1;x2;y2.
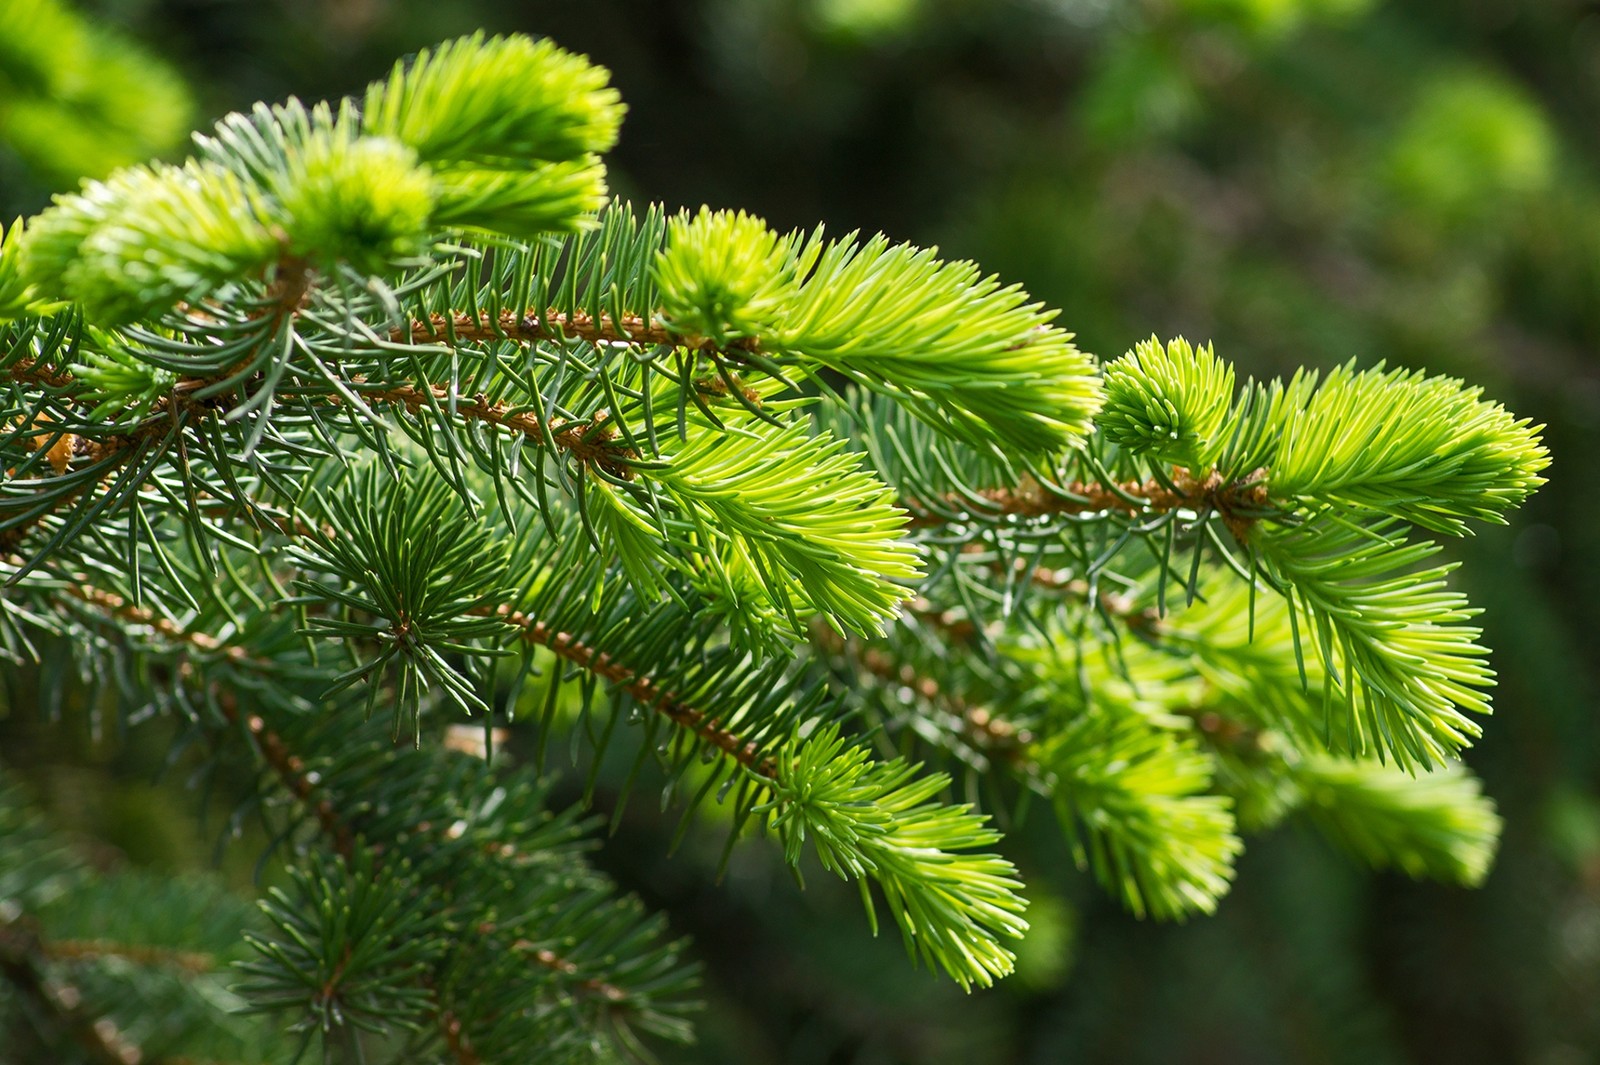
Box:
4;0;1600;1061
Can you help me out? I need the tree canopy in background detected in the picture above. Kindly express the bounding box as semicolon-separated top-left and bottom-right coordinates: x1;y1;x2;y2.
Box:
2;1;1597;1063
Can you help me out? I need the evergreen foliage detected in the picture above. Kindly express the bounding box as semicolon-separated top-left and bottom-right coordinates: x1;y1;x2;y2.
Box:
0;0;193;194
0;24;1550;1064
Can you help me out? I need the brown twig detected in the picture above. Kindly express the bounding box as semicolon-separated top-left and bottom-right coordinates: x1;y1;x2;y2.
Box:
46;940;214;975
393;310;752;356
905;468;1271;535
0;920;145;1065
905;566;1166;644
811;624;1031;764
49;578;684;1019
358;383;635;478
55;583;357;856
494;606;775;778
4;357;76;392
436;1007;480;1065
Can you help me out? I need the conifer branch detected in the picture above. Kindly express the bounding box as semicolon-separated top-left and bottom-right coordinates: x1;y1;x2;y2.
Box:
904;468;1270;528
24;465;775;787
6;354;635;478
357;382;635;476
49;580;647;1035
0;919;145;1065
0;25;1554;1039
58;581;353;852
814;623;1032;764
495;605;774;776
396;310;683;350
44;939;216;975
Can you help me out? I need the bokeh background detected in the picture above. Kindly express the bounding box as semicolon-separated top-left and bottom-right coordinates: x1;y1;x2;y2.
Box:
4;0;1599;1061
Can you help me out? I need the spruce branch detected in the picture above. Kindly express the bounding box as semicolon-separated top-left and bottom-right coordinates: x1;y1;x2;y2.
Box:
1294;756;1500;885
18;159;281;326
813;621;1033;769
10;299;920;642
24;528;743;1027
760;726;1030;990
497;604;774;775
358;382;637;477
1247;519;1491;770
1265;362;1550;534
0;782;281;1065
11;35;623;330
235;850;448;1046
652;417;921;639
0;24;1558;1049
45;573;695;1057
0;918;146;1065
38;476;783;791
654;209;1104;456
0;219;68;321
1100;336;1235;472
360;32;624;168
902;468;1271;528
1040;713;1241;920
287;470;520;739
